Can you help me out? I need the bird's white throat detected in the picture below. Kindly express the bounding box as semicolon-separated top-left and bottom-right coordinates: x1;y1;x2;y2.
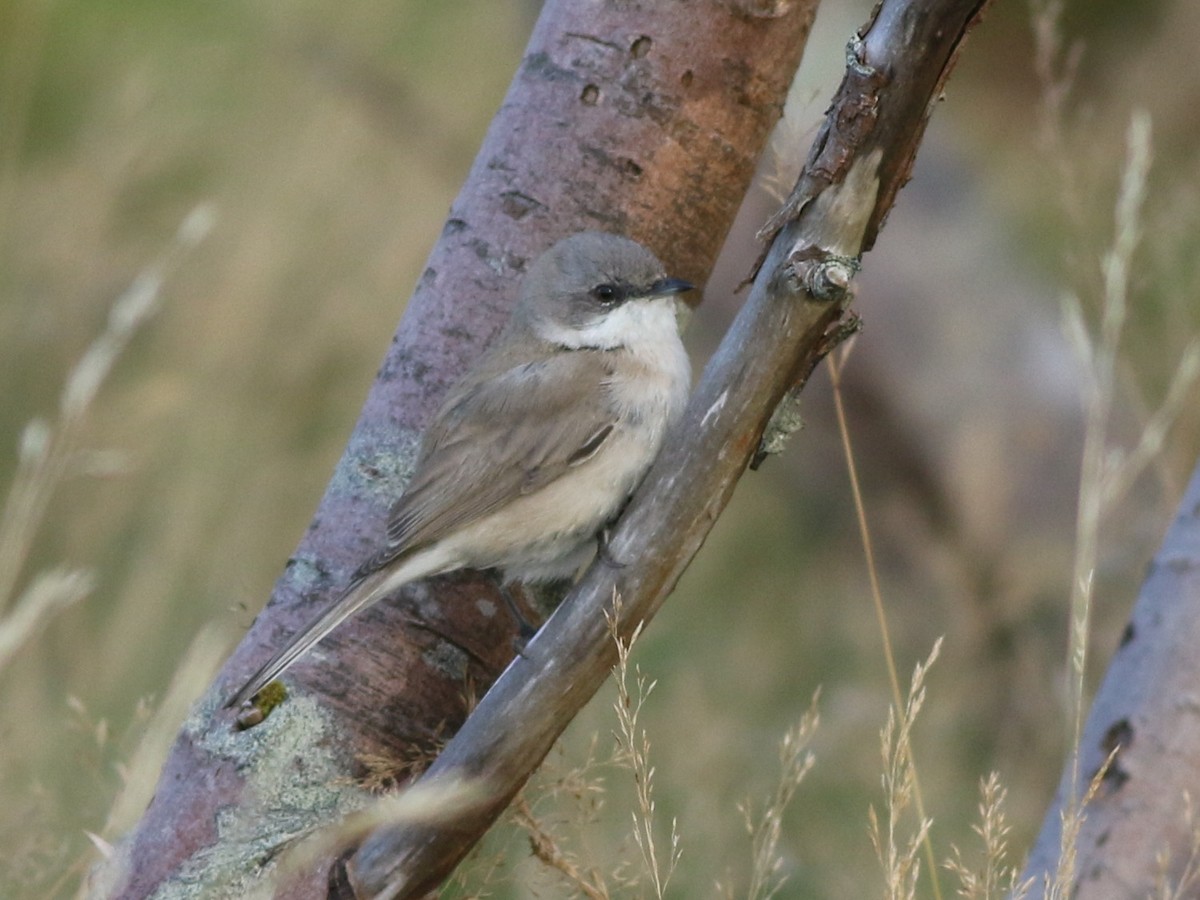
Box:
536;297;681;352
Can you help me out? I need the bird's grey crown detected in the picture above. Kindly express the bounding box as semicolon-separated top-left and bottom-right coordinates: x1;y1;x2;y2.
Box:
511;232;671;334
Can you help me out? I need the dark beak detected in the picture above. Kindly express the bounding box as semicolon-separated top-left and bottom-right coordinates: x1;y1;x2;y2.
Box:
647;276;694;298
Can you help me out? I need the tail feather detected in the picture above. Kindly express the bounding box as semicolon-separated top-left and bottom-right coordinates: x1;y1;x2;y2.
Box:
225;546;451;709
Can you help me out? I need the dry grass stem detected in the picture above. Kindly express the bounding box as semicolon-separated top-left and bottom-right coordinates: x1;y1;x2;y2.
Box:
0;569;92;674
442;824;512;900
101;624;230;836
264;775;491;896
1029;0;1085;234
869;639;941;900
507;594;695;899
944;772;1033;900
506;733;615;897
1057;116;1200;894
1152;792;1200;900
0;204;215;629
508;595;692;899
1061;112;1151;820
738;692;820;900
1030;6;1200;894
1044;749;1115;900
0;208;214;895
829;349;943;900
512;796;610;900
606;594;681;900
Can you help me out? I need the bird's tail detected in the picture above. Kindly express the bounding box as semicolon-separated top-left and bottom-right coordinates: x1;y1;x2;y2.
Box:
224;546;447;709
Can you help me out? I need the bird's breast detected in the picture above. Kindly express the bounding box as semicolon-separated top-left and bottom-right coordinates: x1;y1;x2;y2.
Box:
605;333;691;437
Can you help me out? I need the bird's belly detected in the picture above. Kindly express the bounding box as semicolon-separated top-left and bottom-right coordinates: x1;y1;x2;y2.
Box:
441;424;659;582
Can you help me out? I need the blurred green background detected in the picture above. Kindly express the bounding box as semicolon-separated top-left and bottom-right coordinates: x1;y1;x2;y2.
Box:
3;0;1200;896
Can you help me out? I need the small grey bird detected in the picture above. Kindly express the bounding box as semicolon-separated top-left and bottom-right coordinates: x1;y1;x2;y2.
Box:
227;231;693;709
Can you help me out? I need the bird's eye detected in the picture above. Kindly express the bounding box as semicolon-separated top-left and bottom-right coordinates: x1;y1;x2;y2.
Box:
590;283;619;304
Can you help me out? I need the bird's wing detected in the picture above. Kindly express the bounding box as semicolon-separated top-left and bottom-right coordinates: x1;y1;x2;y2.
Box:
362;346;620;573
225;564;399;709
227;348;621;708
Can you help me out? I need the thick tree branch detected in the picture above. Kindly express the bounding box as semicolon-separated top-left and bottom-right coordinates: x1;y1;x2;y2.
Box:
343;1;994;896
93;2;816;897
1023;460;1200;895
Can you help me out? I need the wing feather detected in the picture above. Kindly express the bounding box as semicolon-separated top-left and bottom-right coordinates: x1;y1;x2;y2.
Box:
373;346;619;571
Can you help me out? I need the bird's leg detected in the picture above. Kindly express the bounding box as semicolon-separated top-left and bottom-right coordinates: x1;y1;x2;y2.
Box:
596;527;626;569
485;572;540;652
502;585;539;642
